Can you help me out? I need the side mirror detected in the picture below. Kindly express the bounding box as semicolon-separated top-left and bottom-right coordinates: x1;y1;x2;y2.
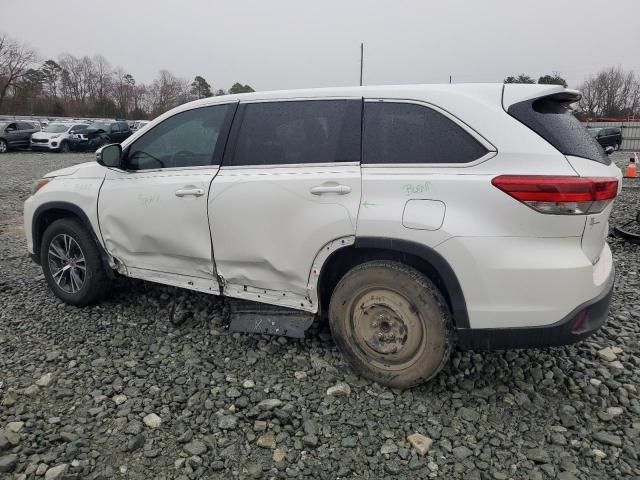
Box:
96;143;122;168
605;146;614;155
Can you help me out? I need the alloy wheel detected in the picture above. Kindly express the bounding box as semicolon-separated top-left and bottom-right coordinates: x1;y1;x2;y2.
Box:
47;234;86;293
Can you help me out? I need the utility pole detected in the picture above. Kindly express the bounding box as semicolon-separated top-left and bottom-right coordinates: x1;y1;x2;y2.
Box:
449;75;452;84
360;43;364;86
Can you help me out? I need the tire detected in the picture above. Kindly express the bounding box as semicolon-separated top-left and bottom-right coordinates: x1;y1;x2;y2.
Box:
614;142;620;151
59;141;70;153
328;261;452;389
0;139;7;153
40;218;112;306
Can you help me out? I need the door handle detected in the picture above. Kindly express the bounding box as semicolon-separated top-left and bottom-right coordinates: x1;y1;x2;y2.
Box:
175;188;205;197
310;184;351;195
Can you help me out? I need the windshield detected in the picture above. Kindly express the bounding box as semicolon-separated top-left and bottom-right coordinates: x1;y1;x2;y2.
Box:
43;124;70;133
89;122;111;131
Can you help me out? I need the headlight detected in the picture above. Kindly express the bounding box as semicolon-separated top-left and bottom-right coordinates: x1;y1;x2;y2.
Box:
32;178;51;195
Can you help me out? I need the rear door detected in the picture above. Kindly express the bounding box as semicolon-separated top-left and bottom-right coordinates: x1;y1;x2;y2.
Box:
98;103;236;291
209;99;362;310
17;122;36;146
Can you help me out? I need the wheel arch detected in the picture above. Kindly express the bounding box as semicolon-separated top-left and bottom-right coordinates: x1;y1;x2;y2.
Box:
317;237;469;329
32;201;115;278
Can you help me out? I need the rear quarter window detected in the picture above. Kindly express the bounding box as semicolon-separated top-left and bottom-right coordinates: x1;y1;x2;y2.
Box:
507;95;610;165
363;102;488;164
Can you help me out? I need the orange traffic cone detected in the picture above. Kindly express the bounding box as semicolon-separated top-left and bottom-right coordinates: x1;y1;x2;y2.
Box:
624;154;637;178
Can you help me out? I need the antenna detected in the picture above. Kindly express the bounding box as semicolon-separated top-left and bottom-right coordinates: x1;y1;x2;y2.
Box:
360;43;364;86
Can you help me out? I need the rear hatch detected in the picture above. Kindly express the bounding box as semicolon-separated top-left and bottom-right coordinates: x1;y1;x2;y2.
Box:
503;86;622;264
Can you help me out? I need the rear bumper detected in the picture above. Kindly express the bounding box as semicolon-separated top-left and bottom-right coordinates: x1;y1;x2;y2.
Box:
457;266;615;350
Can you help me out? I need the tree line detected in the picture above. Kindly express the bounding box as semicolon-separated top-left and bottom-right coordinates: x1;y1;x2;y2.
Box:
2;31;639;121
504;68;640;120
0;32;254;119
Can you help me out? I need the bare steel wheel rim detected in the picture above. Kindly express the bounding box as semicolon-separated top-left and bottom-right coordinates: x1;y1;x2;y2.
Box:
348;287;427;371
48;234;86;294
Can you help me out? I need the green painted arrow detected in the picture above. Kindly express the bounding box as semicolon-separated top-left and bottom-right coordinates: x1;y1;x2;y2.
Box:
361;201;378;208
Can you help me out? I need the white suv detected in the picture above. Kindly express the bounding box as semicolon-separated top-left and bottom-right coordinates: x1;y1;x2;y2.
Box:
24;84;622;388
30;122;89;152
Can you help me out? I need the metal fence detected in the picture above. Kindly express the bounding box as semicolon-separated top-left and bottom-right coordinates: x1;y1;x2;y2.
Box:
582;121;640;152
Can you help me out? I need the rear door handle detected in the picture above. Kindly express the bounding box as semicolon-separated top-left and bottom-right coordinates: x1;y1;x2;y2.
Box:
310;184;351;195
175;188;205;197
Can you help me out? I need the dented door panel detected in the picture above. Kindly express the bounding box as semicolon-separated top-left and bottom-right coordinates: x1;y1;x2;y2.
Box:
209;164;361;307
98;168;219;286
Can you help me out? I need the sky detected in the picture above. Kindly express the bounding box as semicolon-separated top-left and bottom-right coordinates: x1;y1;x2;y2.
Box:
2;0;640;91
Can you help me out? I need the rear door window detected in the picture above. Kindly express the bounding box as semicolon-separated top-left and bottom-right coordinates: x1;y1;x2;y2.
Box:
227;100;361;166
507;94;610;164
362;102;488;164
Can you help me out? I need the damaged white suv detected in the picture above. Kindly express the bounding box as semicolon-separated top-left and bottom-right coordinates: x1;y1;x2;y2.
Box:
24;84;621;388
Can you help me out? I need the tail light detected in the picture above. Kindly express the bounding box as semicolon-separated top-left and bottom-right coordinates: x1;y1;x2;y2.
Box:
491;175;618;215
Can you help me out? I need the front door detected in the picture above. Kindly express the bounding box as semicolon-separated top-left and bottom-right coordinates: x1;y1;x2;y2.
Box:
209;99;362;310
98;103;235;292
5;123;21;147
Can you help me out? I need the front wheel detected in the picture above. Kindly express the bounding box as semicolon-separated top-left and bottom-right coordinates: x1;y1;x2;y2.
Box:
40;218;112;306
0;139;7;153
328;261;452;389
614;142;620;151
59;141;70;153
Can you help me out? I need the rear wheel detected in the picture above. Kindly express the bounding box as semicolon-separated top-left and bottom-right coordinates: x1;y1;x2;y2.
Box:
40;218;112;306
328;261;452;388
614;142;620;151
0;139;7;153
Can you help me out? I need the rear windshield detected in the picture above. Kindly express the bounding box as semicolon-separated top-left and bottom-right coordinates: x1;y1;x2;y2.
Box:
508;96;610;165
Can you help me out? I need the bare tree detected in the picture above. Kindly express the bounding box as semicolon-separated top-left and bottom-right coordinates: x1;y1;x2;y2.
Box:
577;66;640;119
0;33;37;110
149;70;189;116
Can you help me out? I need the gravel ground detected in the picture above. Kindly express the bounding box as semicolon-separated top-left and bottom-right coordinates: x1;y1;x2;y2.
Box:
1;151;639;480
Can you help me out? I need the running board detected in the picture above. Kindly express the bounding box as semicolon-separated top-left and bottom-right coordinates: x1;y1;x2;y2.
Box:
228;300;315;338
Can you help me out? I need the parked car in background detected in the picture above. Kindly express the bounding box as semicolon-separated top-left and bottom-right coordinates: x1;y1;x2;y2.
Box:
0;120;39;153
30;122;89;153
24;84;621;388
70;120;132;151
131;120;150;132
587;126;622;150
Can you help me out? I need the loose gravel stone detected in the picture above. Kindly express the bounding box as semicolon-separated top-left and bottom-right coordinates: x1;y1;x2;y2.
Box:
593;432;623;447
407;433;433;456
256;433;276;449
326;382;351;396
0;454;18;472
143;413;162;428
0;152;638;479
218;415;238;430
35;373;53;387
598;347;618;362
257;398;282;411
44;464;68;480
183;439;207;456
273;448;286;463
6;421;23;433
452;446;473;460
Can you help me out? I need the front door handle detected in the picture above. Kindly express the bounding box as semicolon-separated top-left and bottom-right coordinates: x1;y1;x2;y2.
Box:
310;184;351;195
175;188;205;197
